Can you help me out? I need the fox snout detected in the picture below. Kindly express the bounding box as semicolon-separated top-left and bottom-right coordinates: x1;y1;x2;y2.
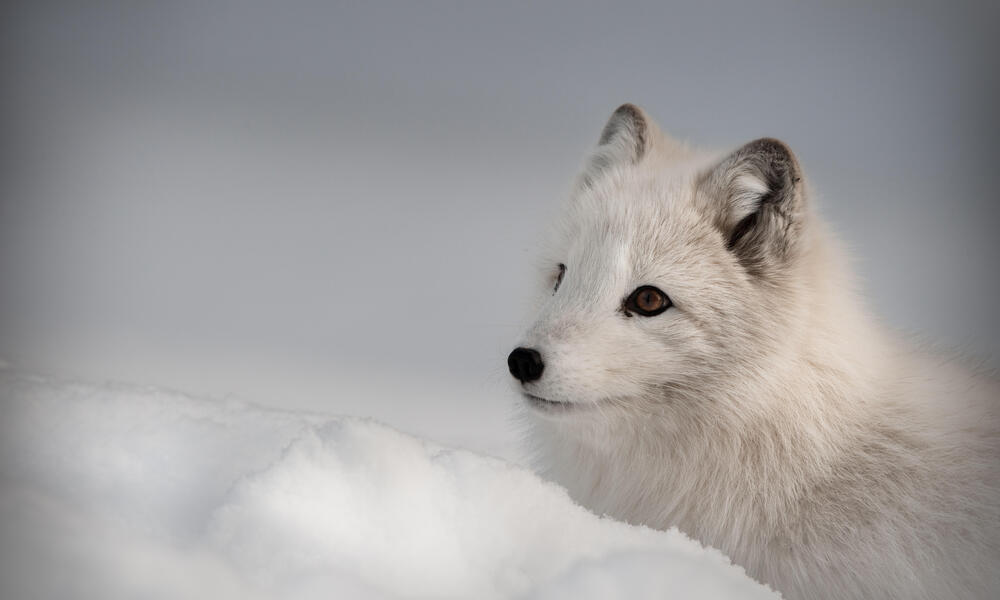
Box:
507;347;544;383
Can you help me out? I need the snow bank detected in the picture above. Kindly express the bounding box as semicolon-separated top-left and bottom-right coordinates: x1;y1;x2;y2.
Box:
0;369;778;599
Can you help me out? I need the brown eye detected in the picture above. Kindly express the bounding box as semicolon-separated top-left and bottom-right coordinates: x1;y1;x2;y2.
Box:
623;285;671;317
553;263;566;293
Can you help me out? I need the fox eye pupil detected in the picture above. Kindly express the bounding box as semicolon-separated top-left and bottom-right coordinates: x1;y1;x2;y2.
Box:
553;263;566;293
623;285;671;317
639;290;659;310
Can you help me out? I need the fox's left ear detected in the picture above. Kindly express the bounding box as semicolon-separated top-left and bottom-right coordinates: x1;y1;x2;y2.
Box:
698;138;806;276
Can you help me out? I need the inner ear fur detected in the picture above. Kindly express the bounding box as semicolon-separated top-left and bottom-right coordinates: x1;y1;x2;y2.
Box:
699;137;805;276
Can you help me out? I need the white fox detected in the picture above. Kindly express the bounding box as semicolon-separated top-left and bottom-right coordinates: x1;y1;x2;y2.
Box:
508;104;1000;599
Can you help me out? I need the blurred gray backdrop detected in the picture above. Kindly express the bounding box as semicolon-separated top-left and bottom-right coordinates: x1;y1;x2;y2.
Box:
1;1;997;452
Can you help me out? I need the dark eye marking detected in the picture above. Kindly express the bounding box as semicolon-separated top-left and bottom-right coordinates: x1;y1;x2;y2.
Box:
621;285;672;317
553;263;566;294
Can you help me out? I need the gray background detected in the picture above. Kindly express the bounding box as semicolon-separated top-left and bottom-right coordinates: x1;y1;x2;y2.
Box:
1;1;997;452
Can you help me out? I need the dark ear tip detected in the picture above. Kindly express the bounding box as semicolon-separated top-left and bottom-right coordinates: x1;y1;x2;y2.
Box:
612;103;643;119
598;103;649;151
745;137;794;158
743;137;801;182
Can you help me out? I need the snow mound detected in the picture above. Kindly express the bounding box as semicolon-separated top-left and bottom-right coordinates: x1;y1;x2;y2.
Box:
0;370;778;599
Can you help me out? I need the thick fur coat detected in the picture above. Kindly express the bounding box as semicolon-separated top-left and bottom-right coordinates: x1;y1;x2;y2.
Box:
511;104;1000;599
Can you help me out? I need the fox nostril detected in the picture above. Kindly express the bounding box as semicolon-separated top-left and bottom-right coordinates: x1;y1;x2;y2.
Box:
507;347;544;383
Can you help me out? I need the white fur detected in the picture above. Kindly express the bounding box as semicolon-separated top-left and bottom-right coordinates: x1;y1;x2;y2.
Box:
512;105;1000;599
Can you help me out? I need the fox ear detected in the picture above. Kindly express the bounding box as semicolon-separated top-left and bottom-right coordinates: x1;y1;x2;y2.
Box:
699;138;805;276
597;103;649;164
580;104;651;186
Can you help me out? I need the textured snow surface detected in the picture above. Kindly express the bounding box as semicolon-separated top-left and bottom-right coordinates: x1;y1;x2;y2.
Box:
0;370;778;599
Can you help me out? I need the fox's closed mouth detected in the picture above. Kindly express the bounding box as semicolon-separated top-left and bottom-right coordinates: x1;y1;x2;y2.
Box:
522;392;589;413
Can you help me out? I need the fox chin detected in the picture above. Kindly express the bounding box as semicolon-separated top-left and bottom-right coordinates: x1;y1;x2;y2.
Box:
508;104;1000;600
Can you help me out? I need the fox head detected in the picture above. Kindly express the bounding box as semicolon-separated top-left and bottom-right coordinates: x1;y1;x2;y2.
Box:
509;104;822;435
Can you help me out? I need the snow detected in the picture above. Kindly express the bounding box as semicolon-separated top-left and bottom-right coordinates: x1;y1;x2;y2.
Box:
0;368;778;599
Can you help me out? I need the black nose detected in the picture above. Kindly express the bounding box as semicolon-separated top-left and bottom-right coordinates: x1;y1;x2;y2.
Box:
508;347;544;383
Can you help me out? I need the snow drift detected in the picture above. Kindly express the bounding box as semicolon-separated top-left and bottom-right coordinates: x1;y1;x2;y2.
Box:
0;369;778;599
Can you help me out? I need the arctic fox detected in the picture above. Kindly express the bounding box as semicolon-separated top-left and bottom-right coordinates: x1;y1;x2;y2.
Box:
508;104;1000;599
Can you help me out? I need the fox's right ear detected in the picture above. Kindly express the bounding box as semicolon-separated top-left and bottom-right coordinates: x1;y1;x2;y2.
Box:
597;103;649;164
580;104;651;187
